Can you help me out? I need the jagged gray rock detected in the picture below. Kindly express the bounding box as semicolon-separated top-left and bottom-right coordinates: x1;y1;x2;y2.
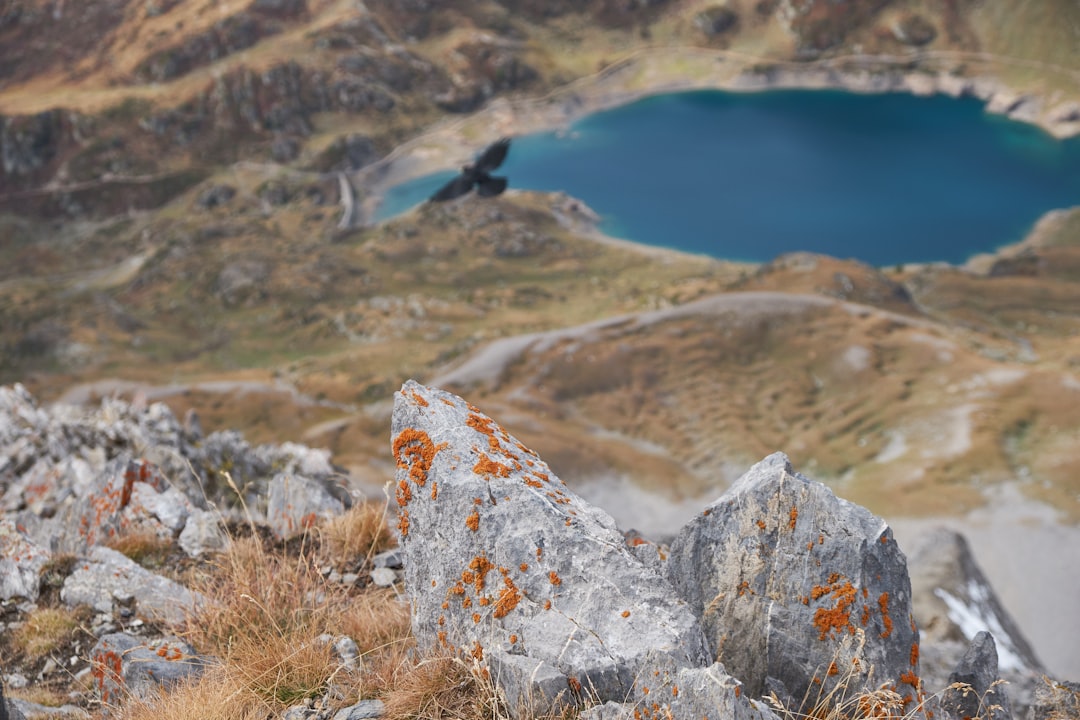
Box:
666;452;921;711
1029;679;1080;720
61;546;205;626
0;518;49;601
392;380;709;702
90;633;207;705
267;472;346;540
0;384;347;555
906;527;1042;716
391;381;776;720
940;631;1011;720
178;508;229;557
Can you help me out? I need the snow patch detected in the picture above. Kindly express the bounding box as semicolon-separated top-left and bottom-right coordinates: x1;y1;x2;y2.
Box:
934;584;1025;672
874;431;908;463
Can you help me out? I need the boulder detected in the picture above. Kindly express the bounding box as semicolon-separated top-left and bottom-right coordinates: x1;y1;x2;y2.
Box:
61;546;205;626
939;631;1011;720
0;518;49;601
1029;679;1080;720
666;453;921;712
178;508;229;557
391;381;776;719
90;632;207;705
266;472;346;540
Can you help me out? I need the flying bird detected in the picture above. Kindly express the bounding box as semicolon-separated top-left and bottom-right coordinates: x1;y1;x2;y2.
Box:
429;137;511;202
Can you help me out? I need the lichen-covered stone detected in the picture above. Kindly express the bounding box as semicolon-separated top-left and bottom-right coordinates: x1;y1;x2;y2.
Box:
666;452;921;711
90;632;206;705
0;518;49;601
391;380;709;705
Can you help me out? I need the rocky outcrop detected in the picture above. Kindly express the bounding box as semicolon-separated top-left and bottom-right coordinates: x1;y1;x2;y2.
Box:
1029;680;1080;720
392;380;715;710
939;632;1011;720
905;528;1042;717
392;381;950;718
667;453;920;710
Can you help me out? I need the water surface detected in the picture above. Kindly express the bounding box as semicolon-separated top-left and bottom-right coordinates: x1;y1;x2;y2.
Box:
376;90;1080;266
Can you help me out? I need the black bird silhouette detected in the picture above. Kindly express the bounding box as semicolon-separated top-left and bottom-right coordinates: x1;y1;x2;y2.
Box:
429;137;511;202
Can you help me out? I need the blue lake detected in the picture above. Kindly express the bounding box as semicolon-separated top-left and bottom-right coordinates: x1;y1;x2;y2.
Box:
374;90;1080;266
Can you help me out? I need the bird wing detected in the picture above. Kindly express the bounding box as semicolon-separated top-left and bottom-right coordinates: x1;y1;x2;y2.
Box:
474;138;511;174
429;172;475;202
475;174;508;197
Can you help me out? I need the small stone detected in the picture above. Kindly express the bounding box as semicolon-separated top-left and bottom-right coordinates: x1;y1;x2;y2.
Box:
332;699;385;720
369;567;396;587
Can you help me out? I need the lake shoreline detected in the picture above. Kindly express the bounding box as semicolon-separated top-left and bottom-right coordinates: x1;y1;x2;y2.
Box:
353;48;1079;266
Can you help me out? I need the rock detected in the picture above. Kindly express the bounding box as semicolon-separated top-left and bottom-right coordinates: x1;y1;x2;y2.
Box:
196;183;237;209
0;110;62;176
906;528;1042;679
939;632;1011;720
0;518;50;601
666;452;921;711
90;632;206;705
391;381;778;719
372;547;403;569
6;698;71;719
369;567;397;587
695;6;739;36
61;546;205;626
1029;679;1080;720
332;699;385;719
894;14;937;46
266;472;346;540
178;509;228;557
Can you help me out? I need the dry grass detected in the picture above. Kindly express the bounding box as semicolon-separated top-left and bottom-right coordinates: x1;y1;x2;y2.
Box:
12;606;83;664
106;504;414;717
378;655;500;720
319;500;397;570
105;530;175;569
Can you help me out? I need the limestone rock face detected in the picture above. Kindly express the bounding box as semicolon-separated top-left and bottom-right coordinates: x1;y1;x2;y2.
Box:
666;453;921;708
391;380;710;705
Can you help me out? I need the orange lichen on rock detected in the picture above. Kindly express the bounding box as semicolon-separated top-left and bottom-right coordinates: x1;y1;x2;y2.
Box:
493;574;522;618
524;477;543;489
466;510;480;532
397;510;410;537
789;506;798;530
473;453;511;479
756;519;767;530
910;642;920;667
392;428;446;488
568;677;582;694
467;412;502;453
900;671;920;689
410;390;429;407
827;662;839;676
878;593;893;638
472;613;481;624
543;599;552;610
509;634;518;644
471;641;484;661
861;604;871;626
396;480;412;506
910;614;918;634
468;556;495;592
811;577;858;640
549;571;562;586
622;610;631;618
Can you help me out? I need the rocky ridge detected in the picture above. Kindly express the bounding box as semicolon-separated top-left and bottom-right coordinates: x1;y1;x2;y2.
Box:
1;380;1074;719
